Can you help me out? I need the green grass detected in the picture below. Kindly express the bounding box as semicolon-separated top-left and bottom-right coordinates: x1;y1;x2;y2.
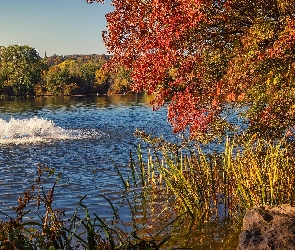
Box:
136;130;295;212
130;130;295;248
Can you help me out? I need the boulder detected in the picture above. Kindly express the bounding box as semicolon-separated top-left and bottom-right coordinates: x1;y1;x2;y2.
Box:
238;205;295;250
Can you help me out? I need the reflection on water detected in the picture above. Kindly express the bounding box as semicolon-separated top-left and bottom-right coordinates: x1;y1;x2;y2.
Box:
0;94;156;114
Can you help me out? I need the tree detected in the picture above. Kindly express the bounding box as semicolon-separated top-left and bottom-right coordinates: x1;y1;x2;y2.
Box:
0;45;44;95
44;64;73;95
107;67;132;95
80;62;100;93
88;0;295;140
44;60;83;95
94;68;112;94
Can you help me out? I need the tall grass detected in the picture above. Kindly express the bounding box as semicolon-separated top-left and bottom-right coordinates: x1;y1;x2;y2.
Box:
139;131;295;209
2;131;295;249
0;164;187;250
131;130;295;247
227;137;295;208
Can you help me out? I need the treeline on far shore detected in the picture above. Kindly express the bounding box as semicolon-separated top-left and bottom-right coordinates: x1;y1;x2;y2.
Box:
0;45;133;97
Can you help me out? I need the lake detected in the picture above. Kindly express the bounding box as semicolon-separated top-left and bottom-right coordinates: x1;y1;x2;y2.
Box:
0;94;246;249
0;94;175;220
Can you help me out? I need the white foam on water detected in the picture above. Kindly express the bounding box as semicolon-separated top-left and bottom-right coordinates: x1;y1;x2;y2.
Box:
0;117;102;144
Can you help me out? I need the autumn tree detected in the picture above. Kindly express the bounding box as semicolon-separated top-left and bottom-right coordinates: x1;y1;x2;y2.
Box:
43;59;95;95
80;62;100;93
44;63;74;95
94;68;112;94
88;0;295;140
107;67;133;94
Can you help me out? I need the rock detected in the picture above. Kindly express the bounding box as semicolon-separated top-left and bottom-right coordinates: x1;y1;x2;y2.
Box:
238;205;295;250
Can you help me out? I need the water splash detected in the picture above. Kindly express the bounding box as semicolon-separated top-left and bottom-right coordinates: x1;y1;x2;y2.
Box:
0;117;102;144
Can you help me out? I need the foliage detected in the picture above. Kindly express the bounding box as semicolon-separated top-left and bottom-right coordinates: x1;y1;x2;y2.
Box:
42;54;133;96
0;46;133;96
130;130;295;247
44;54;111;67
89;0;295;140
136;130;295;211
44;62;74;95
107;67;133;95
94;69;112;94
0;45;45;95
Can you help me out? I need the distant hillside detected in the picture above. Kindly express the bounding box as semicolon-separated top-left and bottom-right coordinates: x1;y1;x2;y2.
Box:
44;54;112;67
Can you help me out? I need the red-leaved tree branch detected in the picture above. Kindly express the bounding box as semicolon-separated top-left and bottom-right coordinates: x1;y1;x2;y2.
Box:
88;0;295;140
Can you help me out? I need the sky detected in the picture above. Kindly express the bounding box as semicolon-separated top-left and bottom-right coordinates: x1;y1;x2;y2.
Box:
0;0;114;57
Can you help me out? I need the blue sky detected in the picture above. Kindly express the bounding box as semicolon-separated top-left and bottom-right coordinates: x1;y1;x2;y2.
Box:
0;0;113;57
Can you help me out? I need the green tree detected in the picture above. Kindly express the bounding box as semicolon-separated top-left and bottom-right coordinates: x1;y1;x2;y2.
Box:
44;59;101;95
79;62;100;94
0;45;44;95
94;68;113;94
44;62;75;95
107;67;132;95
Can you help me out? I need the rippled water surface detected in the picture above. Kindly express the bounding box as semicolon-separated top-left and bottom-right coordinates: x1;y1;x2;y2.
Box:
0;95;172;219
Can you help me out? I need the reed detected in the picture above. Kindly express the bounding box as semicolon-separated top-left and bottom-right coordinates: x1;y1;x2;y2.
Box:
227;137;295;208
132;130;295;248
136;130;295;214
2;131;295;249
134;130;236;221
0;164;183;250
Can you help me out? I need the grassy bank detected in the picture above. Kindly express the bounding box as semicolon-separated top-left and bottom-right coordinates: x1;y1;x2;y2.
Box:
1;133;295;249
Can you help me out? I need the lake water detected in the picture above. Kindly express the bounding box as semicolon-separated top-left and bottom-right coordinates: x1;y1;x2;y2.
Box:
0;94;246;249
0;95;175;220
